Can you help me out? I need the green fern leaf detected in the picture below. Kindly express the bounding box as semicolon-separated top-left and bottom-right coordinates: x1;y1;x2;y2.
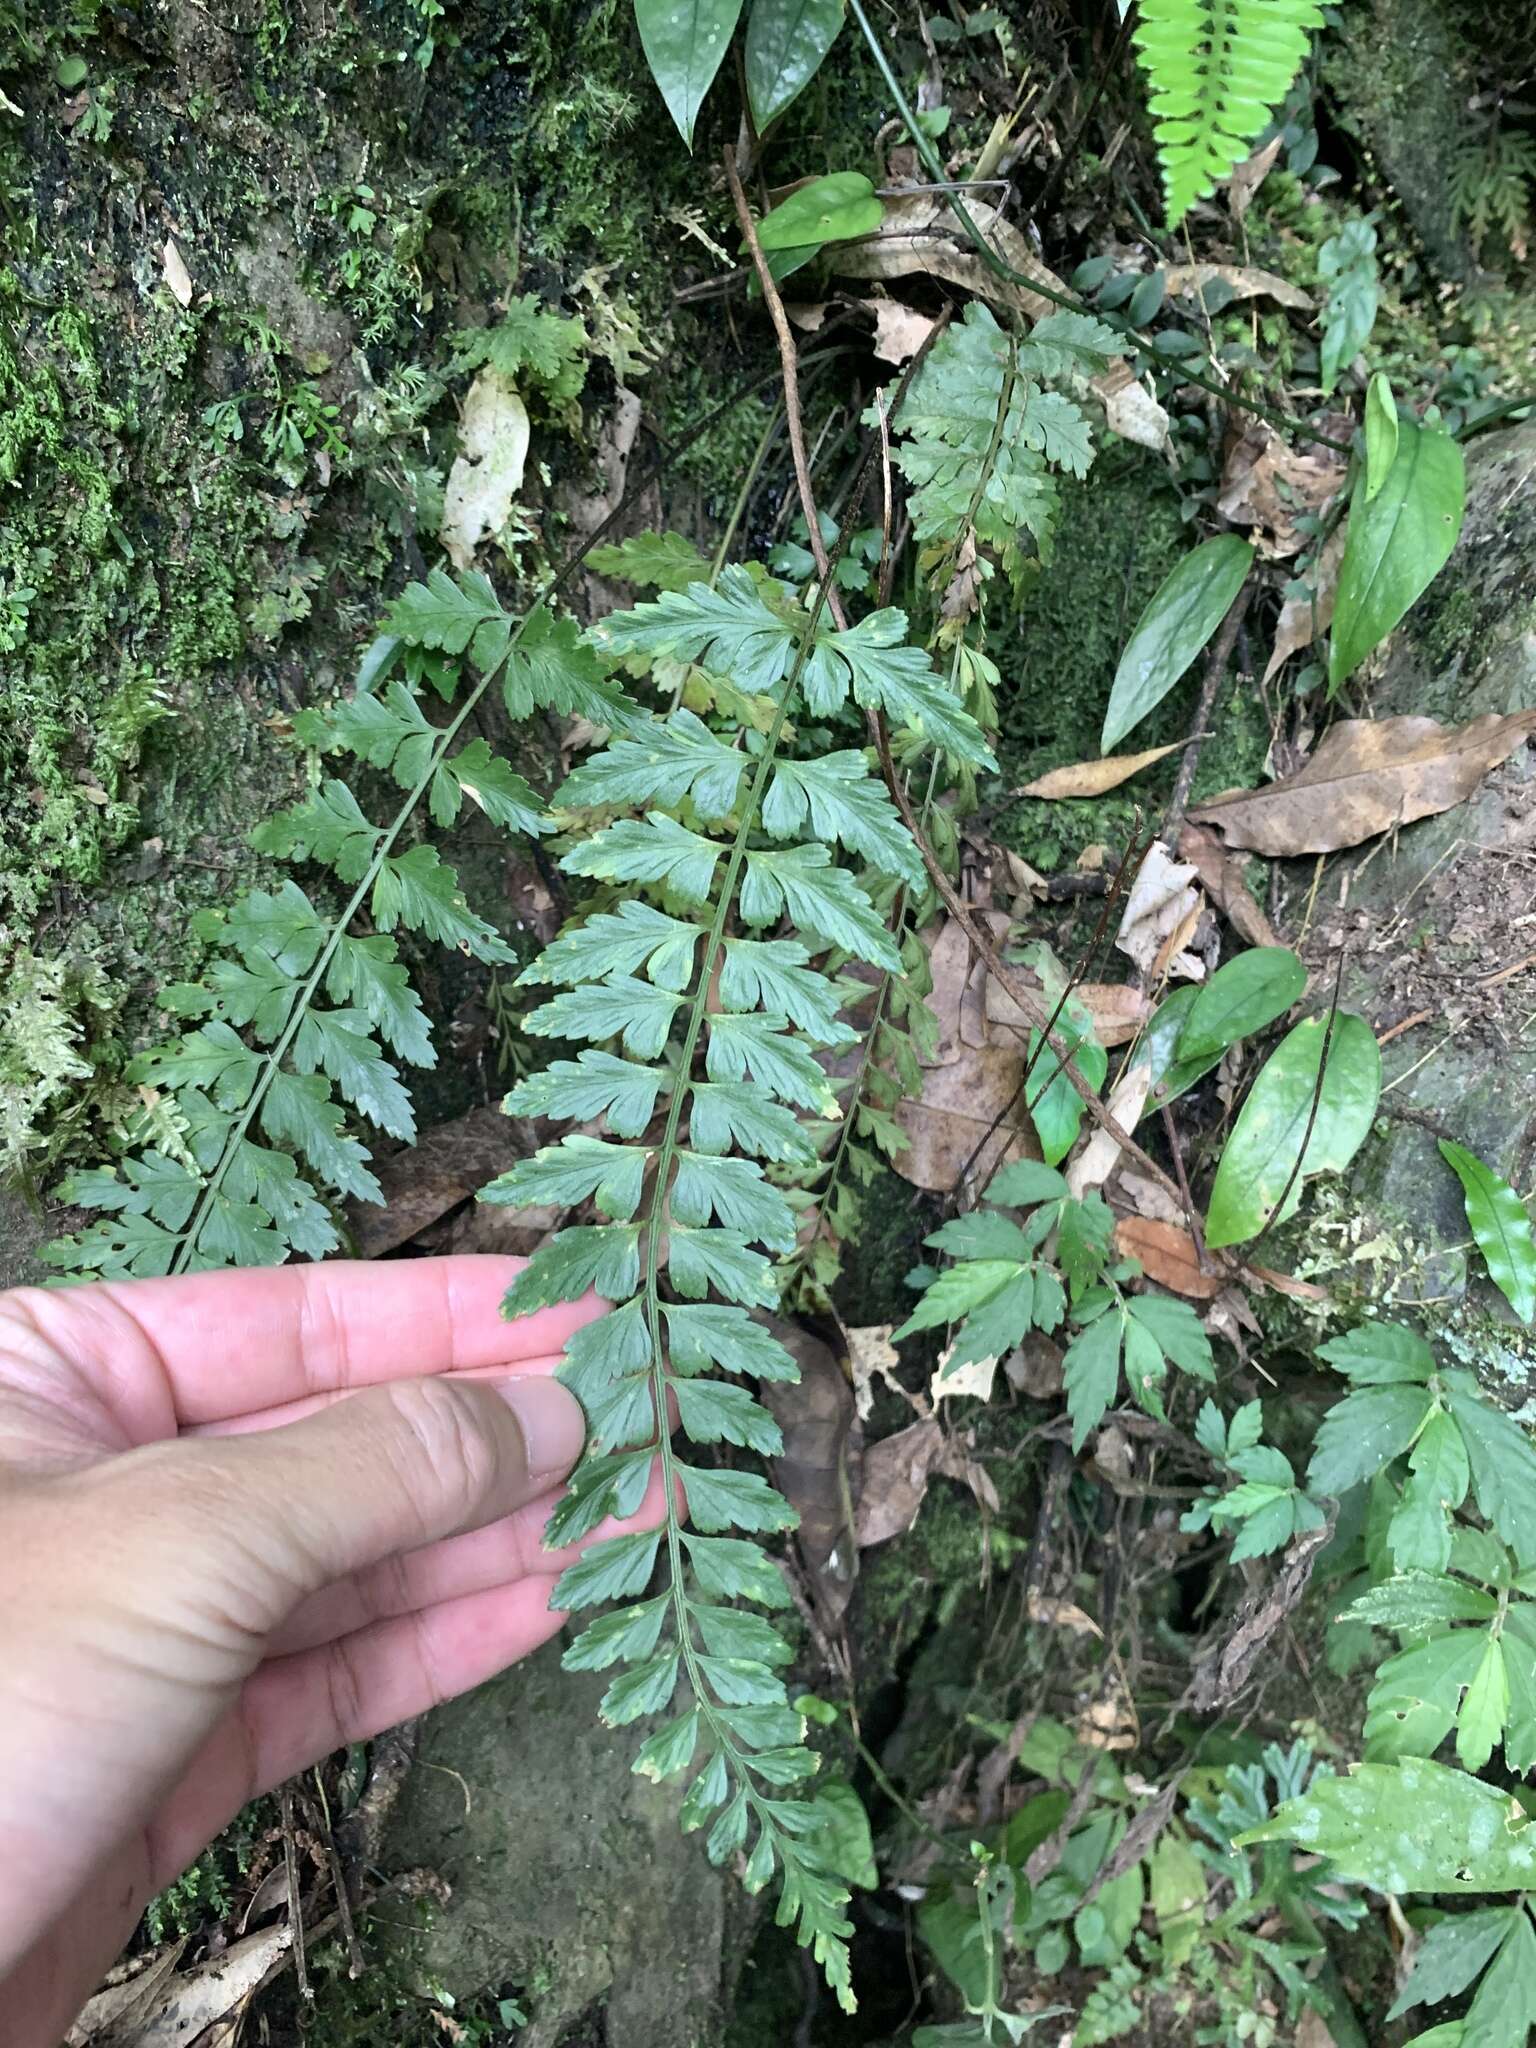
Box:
300;680;437;786
252;780;382;882
591;566;799;696
372;844;515;962
587;530;713;592
519;900;703;994
740;844;902;969
524;978;684;1061
504;606;639;726
291;1008;416;1139
327;934;436;1067
502;1051;669;1138
1133;0;1325;225
431;739;547;836
385;566;504;654
560;812;724;905
557;708;745;819
261;1070;382;1204
763;754;923;888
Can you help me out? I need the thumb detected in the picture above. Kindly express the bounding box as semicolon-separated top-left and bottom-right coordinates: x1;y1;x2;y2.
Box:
181;1373;588;1628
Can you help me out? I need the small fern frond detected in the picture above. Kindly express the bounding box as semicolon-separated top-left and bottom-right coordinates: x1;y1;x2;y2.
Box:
1133;0;1325;226
42;573;576;1282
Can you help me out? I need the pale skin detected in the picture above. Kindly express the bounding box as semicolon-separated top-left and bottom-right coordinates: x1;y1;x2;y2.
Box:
0;1255;649;2048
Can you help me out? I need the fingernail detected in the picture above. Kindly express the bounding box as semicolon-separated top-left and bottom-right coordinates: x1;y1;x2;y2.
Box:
496;1376;586;1483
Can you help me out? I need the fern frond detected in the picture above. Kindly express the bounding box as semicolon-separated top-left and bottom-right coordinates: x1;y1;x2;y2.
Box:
473;569;963;2011
44;571;563;1281
1133;0;1325;226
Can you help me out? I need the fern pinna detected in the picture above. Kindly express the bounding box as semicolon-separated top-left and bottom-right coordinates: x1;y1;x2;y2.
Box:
478;564;993;2006
1133;0;1325;225
43;578;625;1278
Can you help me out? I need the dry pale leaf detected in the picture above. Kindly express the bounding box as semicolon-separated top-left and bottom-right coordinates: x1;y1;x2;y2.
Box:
845;1323;902;1422
75;1927;291;2046
983;975;1149;1049
66;1945;188;2045
1017;739;1185;800
1076;1691;1137;1752
1115;1216;1224;1300
934;1332;1005;1404
1228;135;1284;218
1164;261;1312;311
1189;711;1536;856
785;301;829;332
1068;1062;1151;1198
1115;841;1204;980
440;370;530;570
1263;525;1347;682
1217;423;1346;559
1119;1168;1186;1226
1001;849;1049;901
923;917;976;1067
1097;363;1172;453
1204;1285;1263;1361
1027;1591;1103;1636
1176;822;1281;950
1295;2010;1339;2048
161;237;193;308
867;297;936;364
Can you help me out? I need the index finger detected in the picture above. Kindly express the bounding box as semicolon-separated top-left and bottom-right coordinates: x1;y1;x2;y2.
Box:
5;1256;602;1432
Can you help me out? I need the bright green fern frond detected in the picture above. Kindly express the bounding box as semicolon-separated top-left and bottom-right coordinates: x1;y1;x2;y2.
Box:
1133;0;1325;226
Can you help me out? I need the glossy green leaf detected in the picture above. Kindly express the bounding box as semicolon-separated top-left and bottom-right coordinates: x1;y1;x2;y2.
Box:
1026;1016;1108;1167
1177;947;1306;1061
1205;1012;1381;1249
756;171;882;251
1439;1139;1536;1324
744;0;843;125
1365;371;1399;502
1101;535;1253;752
1328;417;1466;691
634;0;744;146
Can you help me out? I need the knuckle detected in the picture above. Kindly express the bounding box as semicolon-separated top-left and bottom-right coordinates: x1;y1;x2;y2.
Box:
382;1377;503;1509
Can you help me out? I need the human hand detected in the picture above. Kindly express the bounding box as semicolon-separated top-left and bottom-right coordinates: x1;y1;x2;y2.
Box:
0;1255;647;2046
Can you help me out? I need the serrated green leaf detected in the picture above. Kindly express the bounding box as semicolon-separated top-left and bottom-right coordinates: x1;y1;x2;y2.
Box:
741;843;901;970
1206;1012;1381;1249
1126;1293;1214;1381
924;1211;1034;1261
1458;1914;1536;2048
196;1191;284;1267
1240;1755;1536;1889
549;1527;662;1611
706;1785;750;1862
1056;1194;1115;1298
633;1707;702;1781
504;606;635;726
665;1303;800;1381
600;1648;681;1726
683;1532;792;1606
685;1081;811;1163
893;1259;1021;1339
587;530;712;592
1307;1382;1433;1497
557;708;744;819
499;1226;643;1313
593;566;797;695
327;933;436;1068
943;1272;1044;1383
1391;1409;1471;1574
718;937;853;1043
484;1134;650;1220
1440;1139;1536;1324
1459;1634;1507;1772
131;1021;261;1111
224;881;326;976
680;1462;796;1533
67;1150;201;1230
225;1142;339;1259
261;1070;383;1205
1342;1572;1498;1631
561;1593;671;1673
1444;1373;1536;1564
562;810;723;906
373;844;513;963
522;900;703;994
706;1010;837;1111
668;1225;779;1306
386;567;504;653
1319;1321;1435;1385
292;1008;415;1139
436;738;547;836
42;1211;184;1280
525;977;684;1061
693;1603;793;1664
671;1151;797;1248
680;1747;732;1827
763;753;922;888
505;1051;667;1139
1026;1017;1108;1168
252;778;383;882
987;1159;1071;1206
1387;1907;1515;2021
817;607;995;767
1065;1310;1124;1450
1365;1631;1483;1761
674;1379;783;1454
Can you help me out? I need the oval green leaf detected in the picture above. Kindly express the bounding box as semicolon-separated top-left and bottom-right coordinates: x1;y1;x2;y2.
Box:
634;0;745;148
744;0;844;128
755;171;883;252
1364;370;1398;502
1328;416;1465;692
1439;1138;1536;1324
1205;1010;1382;1249
1177;946;1307;1062
1101;535;1254;753
1136;984;1222;1121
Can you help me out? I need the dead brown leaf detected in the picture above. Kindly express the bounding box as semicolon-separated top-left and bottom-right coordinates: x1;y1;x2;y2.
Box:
984;976;1150;1049
1116;841;1205;980
1017;739;1185;800
70;1928;289;2046
759;1316;859;1627
1189;711;1536;855
1228;135;1284;218
348;1105;536;1257
1217;422;1346;558
1005;1331;1064;1398
866;297;936;364
1263;525;1346;682
856;1417;994;1546
1116;1216;1224;1299
1165;261;1312;311
1177;822;1281;949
